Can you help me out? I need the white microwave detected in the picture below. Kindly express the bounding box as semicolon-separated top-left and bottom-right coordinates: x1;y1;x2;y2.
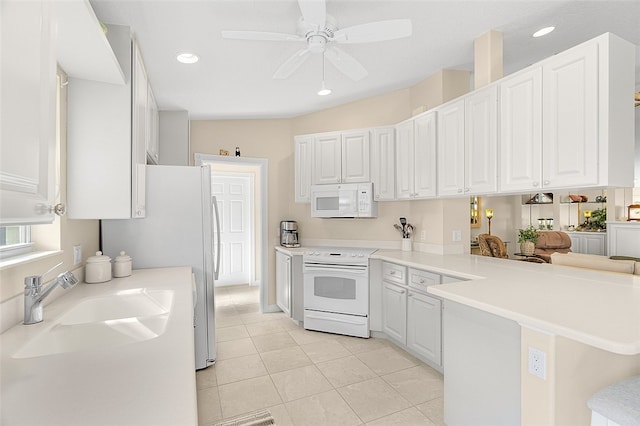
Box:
310;183;378;218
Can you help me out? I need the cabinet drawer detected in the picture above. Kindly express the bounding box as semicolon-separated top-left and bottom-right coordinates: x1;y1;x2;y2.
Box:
382;262;407;285
408;268;441;292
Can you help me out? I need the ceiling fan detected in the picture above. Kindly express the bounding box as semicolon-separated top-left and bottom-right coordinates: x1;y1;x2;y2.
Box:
221;0;412;81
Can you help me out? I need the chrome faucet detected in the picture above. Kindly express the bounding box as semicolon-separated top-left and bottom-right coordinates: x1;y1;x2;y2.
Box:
24;262;78;325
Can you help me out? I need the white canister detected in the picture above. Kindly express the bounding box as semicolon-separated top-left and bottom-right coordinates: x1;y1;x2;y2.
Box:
402;237;412;251
113;251;132;278
85;251;112;283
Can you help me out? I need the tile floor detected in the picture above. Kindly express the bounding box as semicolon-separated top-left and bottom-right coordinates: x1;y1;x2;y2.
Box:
196;285;445;426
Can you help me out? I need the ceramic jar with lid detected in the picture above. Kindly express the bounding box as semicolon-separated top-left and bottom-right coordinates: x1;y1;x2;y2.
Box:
85;251;112;283
113;251;132;278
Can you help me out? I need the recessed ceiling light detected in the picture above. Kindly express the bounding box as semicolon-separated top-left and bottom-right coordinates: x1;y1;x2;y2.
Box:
176;53;199;64
533;27;555;38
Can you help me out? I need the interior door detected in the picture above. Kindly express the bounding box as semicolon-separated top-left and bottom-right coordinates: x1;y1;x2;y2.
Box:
211;173;253;286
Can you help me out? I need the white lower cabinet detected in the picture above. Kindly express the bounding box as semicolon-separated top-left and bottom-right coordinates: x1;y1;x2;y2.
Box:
567;231;607;256
379;261;446;370
275;249;304;322
276;250;291;316
382;281;407;343
407;291;442;366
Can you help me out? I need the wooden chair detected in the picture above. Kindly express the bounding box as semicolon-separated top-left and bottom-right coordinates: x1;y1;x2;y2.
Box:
477;234;508;259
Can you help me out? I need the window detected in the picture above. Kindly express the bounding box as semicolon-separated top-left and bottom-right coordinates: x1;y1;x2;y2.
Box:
0;225;33;259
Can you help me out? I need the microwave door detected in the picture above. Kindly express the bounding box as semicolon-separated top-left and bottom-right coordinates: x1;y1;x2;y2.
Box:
314;190;340;217
339;189;357;217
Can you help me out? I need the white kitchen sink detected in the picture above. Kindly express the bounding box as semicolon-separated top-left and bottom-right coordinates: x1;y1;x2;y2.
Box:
59;289;173;325
12;289;174;359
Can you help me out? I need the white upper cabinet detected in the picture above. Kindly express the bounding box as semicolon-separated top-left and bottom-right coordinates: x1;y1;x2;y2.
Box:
437;99;466;196
500;33;635;192
313;133;342;185
499;67;543;192
294;135;313;203
67;27;147;219
465;86;498;194
312;130;370;185
396;112;437;200
0;0;57;226
370;127;396;201
341;130;371;183
438;86;498;197
542;41;599;188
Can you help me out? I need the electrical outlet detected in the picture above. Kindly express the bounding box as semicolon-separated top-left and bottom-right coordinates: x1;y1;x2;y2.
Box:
452;230;461;242
528;347;546;379
73;245;82;266
420;230;426;241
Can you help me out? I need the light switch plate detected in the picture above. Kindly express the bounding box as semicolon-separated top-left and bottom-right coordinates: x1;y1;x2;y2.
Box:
452;230;462;242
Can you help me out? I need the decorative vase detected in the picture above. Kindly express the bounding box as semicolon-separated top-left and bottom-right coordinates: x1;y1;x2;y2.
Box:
520;241;535;255
402;238;412;251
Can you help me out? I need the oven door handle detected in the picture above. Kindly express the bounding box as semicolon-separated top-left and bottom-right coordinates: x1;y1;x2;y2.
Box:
304;264;368;274
305;313;365;325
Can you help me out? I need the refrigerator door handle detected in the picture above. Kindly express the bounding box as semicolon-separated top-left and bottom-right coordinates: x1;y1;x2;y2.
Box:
212;196;221;280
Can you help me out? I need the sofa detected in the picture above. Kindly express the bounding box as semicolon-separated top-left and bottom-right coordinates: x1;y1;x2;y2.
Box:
550;252;640;275
535;231;572;263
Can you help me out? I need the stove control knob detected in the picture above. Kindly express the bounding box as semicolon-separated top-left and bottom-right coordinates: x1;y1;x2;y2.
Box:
351;253;357;257
358;254;364;257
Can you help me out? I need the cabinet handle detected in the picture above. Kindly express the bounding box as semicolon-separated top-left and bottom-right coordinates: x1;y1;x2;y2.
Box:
389;270;396;275
464;188;470;192
419;279;425;284
457;188;463;193
399;289;405;294
408;292;413;297
543;180;550;185
49;203;66;216
533;182;539;187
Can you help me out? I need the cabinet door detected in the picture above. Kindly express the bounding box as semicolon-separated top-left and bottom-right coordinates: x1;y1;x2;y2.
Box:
370;127;396;200
341;130;370;183
146;86;159;164
499;67;543;192
413;112;437;198
582;234;607;256
131;42;148;217
382;281;407;344
275;251;291;316
465;86;497;194
294;135;313;203
407;292;442;366
0;0;56;225
395;120;414;200
542;42;599;189
568;233;583;253
437;99;465;196
313;133;341;185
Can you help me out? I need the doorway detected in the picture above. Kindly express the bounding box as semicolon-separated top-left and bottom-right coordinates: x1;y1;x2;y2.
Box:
195;153;269;312
211;172;253;286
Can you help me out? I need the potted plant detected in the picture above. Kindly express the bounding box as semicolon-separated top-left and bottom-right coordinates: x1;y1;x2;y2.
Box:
518;226;539;255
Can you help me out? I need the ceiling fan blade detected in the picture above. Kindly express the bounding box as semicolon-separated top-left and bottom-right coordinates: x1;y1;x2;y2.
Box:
221;30;302;42
333;19;413;44
324;46;368;81
298;0;326;30
273;48;312;79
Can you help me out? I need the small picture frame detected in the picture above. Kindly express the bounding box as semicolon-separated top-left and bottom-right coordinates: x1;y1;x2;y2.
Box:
627;204;640;221
219;149;229;156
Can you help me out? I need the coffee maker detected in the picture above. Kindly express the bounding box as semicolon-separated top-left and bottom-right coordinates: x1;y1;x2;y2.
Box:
280;220;300;247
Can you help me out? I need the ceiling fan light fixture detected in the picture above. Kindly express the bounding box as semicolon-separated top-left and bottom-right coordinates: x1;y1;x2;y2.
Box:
532;26;555;38
317;81;332;96
176;53;199;64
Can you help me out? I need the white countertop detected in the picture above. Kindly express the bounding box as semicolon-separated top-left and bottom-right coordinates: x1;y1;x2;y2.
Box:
0;267;197;426
274;245;307;256
372;250;640;355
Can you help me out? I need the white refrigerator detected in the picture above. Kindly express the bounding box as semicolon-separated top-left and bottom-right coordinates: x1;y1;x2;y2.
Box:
101;165;220;370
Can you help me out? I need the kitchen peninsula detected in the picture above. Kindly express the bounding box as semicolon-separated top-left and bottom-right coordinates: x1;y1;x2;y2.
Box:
370;250;640;425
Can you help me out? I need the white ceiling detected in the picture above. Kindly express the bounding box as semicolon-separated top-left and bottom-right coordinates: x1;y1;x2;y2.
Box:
90;0;640;120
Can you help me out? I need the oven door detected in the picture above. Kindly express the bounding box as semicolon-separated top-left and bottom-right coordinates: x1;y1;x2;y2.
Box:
303;263;369;316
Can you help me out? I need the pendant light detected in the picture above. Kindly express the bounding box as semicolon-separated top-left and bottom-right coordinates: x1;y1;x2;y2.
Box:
317;52;332;96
